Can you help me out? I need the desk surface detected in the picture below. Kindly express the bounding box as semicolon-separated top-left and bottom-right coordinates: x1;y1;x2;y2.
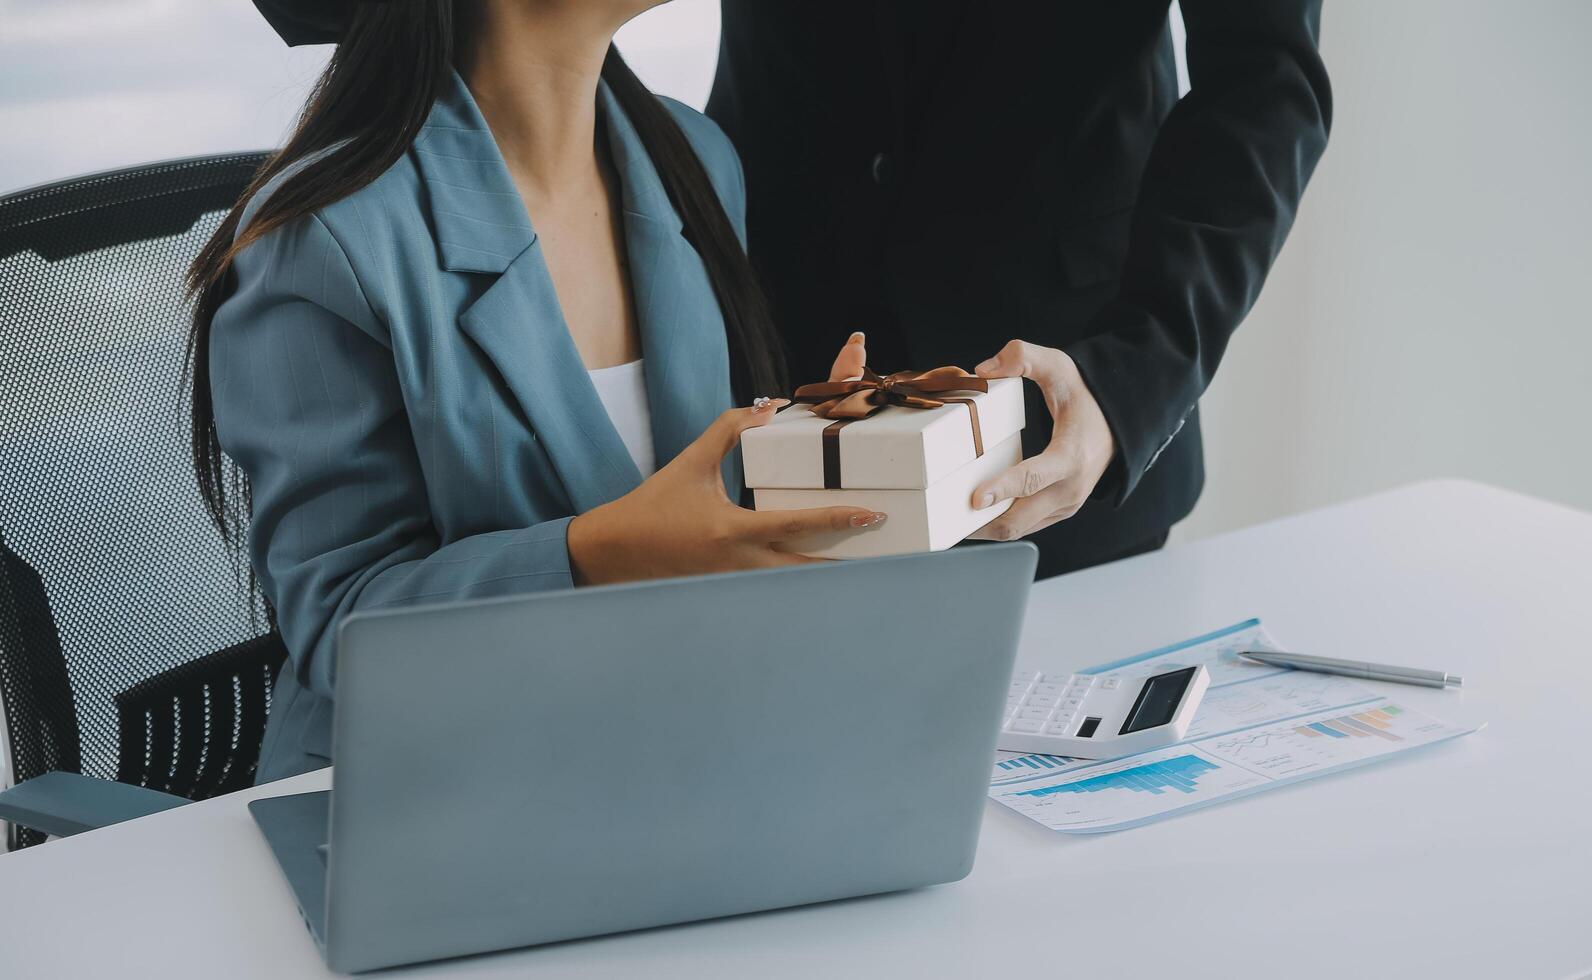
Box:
2;481;1588;980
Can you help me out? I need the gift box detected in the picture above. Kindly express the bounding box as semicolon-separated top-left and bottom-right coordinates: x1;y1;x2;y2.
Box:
741;370;1026;559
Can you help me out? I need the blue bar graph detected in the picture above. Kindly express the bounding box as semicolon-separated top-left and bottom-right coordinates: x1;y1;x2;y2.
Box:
1016;754;1220;798
1308;722;1348;738
998;754;1063;771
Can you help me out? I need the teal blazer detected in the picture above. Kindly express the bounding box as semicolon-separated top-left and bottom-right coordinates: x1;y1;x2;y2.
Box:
212;73;746;783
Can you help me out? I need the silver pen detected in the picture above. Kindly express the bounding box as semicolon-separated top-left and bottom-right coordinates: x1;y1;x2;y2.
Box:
1239;651;1463;689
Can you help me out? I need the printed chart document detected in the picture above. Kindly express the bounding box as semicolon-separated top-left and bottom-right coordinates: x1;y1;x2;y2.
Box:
990;620;1481;833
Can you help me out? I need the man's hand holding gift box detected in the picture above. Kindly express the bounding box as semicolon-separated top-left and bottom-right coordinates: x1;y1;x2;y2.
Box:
962;339;1117;544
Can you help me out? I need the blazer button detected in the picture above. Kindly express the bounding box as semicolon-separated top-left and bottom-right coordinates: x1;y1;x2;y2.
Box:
871;151;892;186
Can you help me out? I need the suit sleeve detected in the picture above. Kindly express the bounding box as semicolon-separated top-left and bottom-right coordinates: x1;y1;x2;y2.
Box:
1065;0;1332;502
210;213;576;700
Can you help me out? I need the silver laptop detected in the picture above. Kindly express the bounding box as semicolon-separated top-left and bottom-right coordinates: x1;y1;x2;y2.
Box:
250;543;1037;973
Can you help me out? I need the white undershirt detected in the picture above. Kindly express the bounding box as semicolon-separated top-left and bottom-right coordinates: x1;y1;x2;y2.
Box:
587;358;657;478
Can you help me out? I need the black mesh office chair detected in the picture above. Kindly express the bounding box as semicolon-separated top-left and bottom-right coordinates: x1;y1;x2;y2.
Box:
0;154;288;850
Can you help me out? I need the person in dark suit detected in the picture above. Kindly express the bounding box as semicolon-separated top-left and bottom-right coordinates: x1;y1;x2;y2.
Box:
708;2;1332;578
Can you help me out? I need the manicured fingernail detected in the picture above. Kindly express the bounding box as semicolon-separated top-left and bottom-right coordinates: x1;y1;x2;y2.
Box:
752;396;773;410
976;492;995;508
849;331;866;344
850;512;888;528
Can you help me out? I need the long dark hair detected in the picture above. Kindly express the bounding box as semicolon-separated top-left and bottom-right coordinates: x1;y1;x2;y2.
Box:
185;2;785;580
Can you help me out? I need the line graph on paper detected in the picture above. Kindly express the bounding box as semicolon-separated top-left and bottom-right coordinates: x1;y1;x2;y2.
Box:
1182;672;1383;740
1085;620;1287;688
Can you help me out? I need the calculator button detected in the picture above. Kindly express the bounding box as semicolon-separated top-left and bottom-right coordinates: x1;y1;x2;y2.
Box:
1019;709;1049;721
1060;698;1083;710
1033;683;1064;696
1011;720;1042;733
1100;677;1121;690
1046;724;1071;735
1071;675;1095;687
1024;694;1058;708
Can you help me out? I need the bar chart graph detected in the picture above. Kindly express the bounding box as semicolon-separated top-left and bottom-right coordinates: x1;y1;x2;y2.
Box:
995;754;1069;772
995;745;1269;830
1294;705;1404;741
990;752;1090;788
1015;754;1220;799
1204;701;1460;781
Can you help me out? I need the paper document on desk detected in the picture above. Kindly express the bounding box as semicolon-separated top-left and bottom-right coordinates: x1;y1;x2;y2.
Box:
989;620;1481;834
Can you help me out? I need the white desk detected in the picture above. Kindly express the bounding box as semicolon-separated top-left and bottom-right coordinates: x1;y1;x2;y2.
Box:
2;481;1588;979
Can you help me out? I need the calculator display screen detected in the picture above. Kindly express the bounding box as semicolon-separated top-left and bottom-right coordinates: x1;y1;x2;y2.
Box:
1119;666;1197;734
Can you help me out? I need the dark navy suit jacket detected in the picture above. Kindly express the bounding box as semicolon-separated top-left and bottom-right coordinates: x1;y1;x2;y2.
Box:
710;1;1332;575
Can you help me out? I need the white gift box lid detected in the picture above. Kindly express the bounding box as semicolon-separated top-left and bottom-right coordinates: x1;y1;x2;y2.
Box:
741;377;1025;490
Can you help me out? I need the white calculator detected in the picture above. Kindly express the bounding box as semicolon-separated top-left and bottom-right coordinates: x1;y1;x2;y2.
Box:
997;665;1210;759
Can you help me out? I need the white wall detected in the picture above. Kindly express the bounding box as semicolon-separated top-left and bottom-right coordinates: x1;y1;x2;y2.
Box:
3;0;1588;535
1180;0;1592;537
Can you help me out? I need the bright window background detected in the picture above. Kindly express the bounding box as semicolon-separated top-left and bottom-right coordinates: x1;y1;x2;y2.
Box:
0;0;722;192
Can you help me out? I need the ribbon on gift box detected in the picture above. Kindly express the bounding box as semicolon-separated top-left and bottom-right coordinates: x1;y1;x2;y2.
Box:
791;366;989;489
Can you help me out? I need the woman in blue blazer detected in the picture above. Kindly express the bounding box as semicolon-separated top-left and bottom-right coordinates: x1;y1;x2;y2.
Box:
188;0;889;782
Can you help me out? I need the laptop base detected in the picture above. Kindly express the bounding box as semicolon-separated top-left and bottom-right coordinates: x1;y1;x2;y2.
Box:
249;792;331;951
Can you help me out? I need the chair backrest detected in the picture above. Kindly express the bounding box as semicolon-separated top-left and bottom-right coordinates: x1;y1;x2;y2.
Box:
0;154;286;849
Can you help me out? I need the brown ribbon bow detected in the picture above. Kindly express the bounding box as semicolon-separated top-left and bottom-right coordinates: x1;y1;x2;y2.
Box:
791;367;989;489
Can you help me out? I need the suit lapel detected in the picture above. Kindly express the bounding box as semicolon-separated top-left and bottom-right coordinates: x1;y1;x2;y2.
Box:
416;73;643;513
457;249;645;512
597;83;733;476
411;76;534;275
412;74;736;512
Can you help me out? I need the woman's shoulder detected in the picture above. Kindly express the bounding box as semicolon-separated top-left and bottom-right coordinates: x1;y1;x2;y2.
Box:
235;142;424;261
225;144;430;339
655;96;745;225
661;98;739;178
657;97;737;168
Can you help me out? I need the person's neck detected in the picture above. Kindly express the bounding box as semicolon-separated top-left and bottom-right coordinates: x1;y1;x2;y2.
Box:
458;3;624;196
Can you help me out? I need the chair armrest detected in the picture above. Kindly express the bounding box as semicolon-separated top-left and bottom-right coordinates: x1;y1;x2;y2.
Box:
0;771;188;838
